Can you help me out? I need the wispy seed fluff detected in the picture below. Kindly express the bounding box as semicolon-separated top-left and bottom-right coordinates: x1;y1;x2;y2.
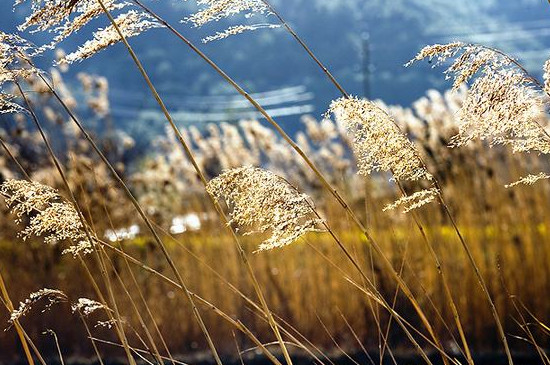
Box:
72;298;111;316
329;97;432;182
1;179;93;255
202;23;279;43
15;0;130;53
383;188;439;213
505;172;550;189
186;0;269;26
184;0;279;42
206;166;325;251
409;43;550;155
328;97;438;212
61;10;160;64
0;32;35;114
9;288;67;326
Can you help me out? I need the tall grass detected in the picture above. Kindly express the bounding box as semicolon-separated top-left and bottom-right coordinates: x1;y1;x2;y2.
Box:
0;2;550;365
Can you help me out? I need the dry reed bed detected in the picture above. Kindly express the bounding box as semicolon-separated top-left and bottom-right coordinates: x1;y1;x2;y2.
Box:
1;1;550;364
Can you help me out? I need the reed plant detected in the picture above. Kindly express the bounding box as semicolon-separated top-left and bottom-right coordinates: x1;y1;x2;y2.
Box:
0;2;550;365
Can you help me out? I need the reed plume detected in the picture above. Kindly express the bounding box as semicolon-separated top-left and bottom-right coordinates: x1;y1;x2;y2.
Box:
328;96;437;212
0;31;34;114
184;0;279;42
329;97;431;182
207;166;324;251
62;10;160;63
409;43;550;155
9;288;67;326
72;298;111;316
1;179;94;256
203;24;279;42
16;0;130;52
504;172;550;188
544;59;550;95
382;187;439;213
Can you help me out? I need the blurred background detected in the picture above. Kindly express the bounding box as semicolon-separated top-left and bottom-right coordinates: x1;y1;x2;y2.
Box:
2;1;550;363
3;0;550;138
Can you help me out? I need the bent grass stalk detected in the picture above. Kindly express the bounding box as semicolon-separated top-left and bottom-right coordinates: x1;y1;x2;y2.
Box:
126;3;449;360
95;1;293;363
15;80;138;365
21;53;225;365
0;270;35;365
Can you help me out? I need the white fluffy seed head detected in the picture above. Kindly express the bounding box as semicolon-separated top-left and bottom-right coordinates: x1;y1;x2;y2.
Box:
1;179;94;255
184;0;279;42
61;10;160;64
9;289;67;325
410;43;550;155
72;298;111;316
16;0;131;53
505;172;550;189
206;166;325;251
328;96;432;182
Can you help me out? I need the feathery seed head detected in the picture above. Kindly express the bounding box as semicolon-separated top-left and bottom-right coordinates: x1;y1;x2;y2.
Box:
544;59;550;96
207;166;325;251
184;0;279;42
72;298;111;316
61;10;160;63
505;172;550;188
383;188;439;213
410;43;550;155
452;68;548;154
186;0;269;27
407;42;463;66
16;0;130;53
9;288;67;326
202;23;279;43
1;179;94;255
0;31;35;113
409;43;509;89
328;96;432;182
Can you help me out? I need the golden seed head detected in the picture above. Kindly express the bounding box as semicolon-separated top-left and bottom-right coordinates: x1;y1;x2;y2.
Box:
9;288;67;325
328;96;432;182
206;166;324;251
1;179;94;256
61;10;160;64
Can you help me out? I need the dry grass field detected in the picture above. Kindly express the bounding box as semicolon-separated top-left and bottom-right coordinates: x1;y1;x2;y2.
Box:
0;1;549;365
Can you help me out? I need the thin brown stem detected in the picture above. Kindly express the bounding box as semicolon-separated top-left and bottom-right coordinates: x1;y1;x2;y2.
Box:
97;1;294;362
128;7;451;357
23;44;223;365
15;80;138;365
0;270;35;365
